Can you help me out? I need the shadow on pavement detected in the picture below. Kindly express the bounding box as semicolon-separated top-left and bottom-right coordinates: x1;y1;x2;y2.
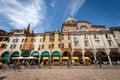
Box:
0;76;7;80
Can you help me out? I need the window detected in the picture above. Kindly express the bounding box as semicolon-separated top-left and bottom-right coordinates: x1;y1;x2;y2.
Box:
1;44;6;48
43;38;45;42
108;40;113;46
16;39;18;42
4;37;9;41
105;34;110;38
10;45;13;49
13;39;15;42
118;43;120;48
49;38;54;42
7;39;10;43
22;39;24;42
84;34;88;39
39;39;42;42
20;44;22;49
58;44;61;48
42;45;44;49
49;44;54;49
38;45;41;50
95;40;100;46
80;26;88;31
94;34;99;39
31;38;33;42
61;43;64;48
4;44;7;49
74;37;79;47
0;37;3;41
68;34;70;36
13;45;16;49
58;38;61;42
49;45;51;49
68;37;70;40
84;40;89;47
52;44;54;48
68;43;71;48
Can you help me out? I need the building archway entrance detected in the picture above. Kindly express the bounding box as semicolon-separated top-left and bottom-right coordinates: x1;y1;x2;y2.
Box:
72;51;82;65
62;51;71;65
52;51;61;66
96;51;109;64
62;51;71;59
41;51;50;66
84;51;94;64
110;51;120;65
73;51;82;60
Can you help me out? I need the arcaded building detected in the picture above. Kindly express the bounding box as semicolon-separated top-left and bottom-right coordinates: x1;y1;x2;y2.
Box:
0;15;120;65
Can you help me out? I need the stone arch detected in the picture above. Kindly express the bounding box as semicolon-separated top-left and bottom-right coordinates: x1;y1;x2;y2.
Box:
96;51;109;63
62;51;71;59
84;51;94;63
73;51;82;59
110;51;120;62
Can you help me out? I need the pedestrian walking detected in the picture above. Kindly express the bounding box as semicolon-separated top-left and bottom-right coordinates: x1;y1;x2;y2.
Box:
98;58;102;68
67;60;70;68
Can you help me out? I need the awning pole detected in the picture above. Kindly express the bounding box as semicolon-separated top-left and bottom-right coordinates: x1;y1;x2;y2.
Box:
39;54;41;64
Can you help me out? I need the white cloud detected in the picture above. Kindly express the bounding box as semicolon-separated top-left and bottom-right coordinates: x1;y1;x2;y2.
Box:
64;0;86;17
70;0;86;16
0;0;47;32
50;0;56;7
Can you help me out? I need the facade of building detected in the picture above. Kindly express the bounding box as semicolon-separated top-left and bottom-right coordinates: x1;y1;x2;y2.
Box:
0;15;120;65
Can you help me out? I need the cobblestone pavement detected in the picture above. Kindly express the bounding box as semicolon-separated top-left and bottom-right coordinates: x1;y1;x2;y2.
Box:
0;65;120;80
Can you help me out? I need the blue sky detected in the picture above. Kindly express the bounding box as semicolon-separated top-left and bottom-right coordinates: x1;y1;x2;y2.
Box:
0;0;120;33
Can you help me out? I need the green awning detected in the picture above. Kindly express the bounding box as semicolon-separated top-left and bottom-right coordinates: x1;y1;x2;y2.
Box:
21;52;30;57
11;52;19;57
41;51;50;57
31;51;39;57
2;52;9;61
52;51;61;57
